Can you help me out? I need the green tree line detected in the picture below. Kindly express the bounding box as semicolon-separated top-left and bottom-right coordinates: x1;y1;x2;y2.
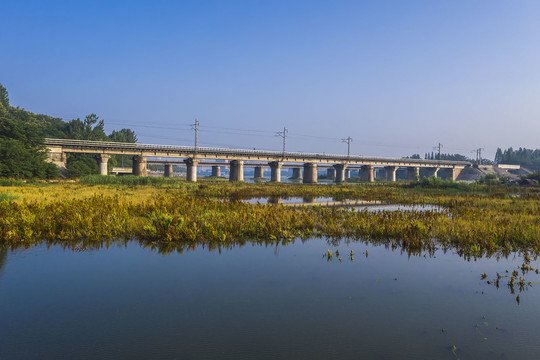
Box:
495;147;540;170
0;83;137;178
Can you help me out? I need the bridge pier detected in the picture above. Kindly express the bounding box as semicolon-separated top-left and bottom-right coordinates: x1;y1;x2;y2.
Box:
211;165;221;177
164;164;174;178
333;164;347;183
326;168;335;179
269;162;282;182
95;154;110;175
229;160;244;181
385;166;398;182
132;155;148;176
184;158;199;182
407;166;420;181
345;169;351;179
445;166;464;181
426;167;439;178
291;167;302;180
361;165;374;182
254;166;264;179
303;163;318;184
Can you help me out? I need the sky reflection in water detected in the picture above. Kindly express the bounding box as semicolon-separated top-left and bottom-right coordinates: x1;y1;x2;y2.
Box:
0;239;539;360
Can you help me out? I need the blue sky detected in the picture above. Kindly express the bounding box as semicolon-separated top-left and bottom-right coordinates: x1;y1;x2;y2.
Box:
2;0;539;159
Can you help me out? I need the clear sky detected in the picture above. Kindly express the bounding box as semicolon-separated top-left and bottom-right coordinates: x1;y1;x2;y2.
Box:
2;0;539;160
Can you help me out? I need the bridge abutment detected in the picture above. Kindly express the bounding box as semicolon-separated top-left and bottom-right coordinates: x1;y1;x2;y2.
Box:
47;148;67;175
229;160;244;181
303;163;318;184
132;155;148;176
269;162;282;182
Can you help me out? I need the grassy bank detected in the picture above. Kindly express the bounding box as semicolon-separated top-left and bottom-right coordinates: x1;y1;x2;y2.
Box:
0;180;539;256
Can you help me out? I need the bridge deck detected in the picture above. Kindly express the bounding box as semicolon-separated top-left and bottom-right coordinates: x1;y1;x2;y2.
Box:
45;138;470;168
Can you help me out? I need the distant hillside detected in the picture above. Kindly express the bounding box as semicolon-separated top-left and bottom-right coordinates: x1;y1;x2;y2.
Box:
0;83;137;178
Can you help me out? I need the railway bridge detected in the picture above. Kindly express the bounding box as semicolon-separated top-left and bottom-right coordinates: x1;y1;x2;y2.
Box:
45;138;471;183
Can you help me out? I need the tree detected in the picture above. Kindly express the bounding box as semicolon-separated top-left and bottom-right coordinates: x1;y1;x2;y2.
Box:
109;128;137;143
64;114;108;141
494;148;503;164
496;147;540;170
0;84;139;179
109;128;138;169
64;114;108;177
0;84;9;109
0;117;58;178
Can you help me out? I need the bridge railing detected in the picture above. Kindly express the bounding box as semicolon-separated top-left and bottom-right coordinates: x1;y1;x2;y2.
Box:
44;138;471;166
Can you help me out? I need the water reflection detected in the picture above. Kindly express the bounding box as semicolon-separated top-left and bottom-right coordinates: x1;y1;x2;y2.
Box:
0;248;6;277
240;196;446;212
0;238;539;360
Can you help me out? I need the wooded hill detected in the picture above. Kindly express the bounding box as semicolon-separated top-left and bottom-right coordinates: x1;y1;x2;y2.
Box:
0;83;137;178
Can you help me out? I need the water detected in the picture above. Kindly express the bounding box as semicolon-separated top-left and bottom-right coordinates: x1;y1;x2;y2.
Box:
242;196;336;204
242;197;446;212
1;241;539;360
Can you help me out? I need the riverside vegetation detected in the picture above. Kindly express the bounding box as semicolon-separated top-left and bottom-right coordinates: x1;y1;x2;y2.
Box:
0;176;539;260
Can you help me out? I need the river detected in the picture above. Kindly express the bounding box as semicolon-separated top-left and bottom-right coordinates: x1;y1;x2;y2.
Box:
0;239;539;359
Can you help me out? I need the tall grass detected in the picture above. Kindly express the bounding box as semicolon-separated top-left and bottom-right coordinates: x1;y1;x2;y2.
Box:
0;179;27;187
0;193;19;202
80;175;186;186
0;183;538;257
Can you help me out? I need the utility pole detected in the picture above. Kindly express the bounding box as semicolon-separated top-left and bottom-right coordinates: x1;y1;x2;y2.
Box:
342;136;353;158
471;149;478;163
191;118;199;154
275;127;288;158
433;143;443;165
433;143;443;163
476;148;484;165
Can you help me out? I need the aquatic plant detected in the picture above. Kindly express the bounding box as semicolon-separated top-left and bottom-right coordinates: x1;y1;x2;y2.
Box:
0;181;538;260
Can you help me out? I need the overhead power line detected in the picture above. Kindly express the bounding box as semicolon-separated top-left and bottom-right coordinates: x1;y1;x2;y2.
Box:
44;113;483;156
471;147;485;164
275;127;288;157
433;143;443;162
342;136;353;157
199;124;276;134
191;119;199;153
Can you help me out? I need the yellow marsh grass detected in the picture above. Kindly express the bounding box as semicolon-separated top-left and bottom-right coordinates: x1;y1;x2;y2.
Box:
0;181;539;256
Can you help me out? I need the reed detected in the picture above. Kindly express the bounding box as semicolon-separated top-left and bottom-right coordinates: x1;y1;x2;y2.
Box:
0;181;538;258
0;193;19;202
